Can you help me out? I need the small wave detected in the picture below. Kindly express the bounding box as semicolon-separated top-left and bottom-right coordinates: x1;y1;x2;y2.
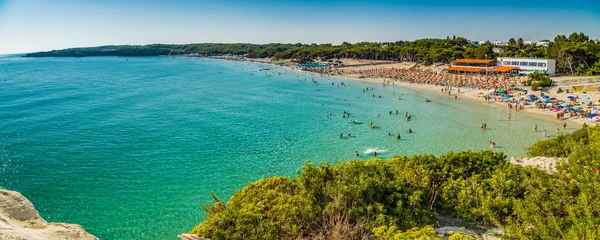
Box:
363;148;387;154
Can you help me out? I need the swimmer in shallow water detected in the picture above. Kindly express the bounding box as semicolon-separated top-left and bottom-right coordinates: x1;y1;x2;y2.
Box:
409;129;413;133
396;134;401;140
355;151;359;157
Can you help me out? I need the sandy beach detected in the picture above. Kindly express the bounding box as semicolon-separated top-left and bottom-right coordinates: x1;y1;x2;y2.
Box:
274;58;600;127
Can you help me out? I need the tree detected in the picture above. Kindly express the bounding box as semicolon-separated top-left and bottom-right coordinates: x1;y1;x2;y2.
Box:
517;38;524;49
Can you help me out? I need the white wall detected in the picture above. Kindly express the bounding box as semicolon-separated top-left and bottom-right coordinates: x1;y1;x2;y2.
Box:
497;57;556;76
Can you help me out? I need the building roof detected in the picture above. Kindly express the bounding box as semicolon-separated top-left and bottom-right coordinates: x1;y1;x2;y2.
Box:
453;59;494;64
492;66;519;72
445;67;486;72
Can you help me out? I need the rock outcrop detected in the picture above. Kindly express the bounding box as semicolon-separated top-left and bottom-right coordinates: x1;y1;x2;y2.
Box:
0;189;98;240
510;157;567;172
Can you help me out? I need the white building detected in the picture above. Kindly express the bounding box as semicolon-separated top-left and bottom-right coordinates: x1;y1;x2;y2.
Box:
536;41;550;47
497;57;556;76
493;41;506;46
524;40;535;45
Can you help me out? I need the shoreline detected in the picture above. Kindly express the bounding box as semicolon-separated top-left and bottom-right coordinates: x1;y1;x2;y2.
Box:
251;60;595;128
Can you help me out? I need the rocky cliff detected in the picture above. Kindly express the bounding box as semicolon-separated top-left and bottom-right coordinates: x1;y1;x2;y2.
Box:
0;189;98;240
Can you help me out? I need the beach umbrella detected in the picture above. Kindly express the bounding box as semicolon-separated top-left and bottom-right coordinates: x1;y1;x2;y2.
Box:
567;107;575;111
551;100;558;103
561;103;569;107
567;96;575;99
588;113;596;118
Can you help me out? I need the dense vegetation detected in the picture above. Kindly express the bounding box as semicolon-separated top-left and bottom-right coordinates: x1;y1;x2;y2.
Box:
25;32;600;75
191;125;600;239
525;72;554;90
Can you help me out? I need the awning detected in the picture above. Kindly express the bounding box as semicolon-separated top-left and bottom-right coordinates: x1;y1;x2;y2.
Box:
492;66;519;72
445;67;486;73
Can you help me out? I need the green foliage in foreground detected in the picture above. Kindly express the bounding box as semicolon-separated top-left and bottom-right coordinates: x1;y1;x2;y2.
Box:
191;125;600;240
526;124;596;157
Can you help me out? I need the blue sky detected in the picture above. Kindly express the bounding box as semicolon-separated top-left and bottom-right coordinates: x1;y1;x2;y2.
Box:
0;0;599;54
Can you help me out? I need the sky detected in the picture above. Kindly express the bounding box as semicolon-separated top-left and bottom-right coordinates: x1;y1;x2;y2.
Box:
0;0;599;54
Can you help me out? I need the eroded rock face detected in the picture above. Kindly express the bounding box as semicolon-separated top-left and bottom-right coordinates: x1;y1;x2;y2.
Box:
0;189;98;240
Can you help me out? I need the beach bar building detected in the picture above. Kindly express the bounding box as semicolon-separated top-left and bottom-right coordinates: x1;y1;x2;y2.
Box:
445;59;520;75
497;57;556;76
445;59;494;74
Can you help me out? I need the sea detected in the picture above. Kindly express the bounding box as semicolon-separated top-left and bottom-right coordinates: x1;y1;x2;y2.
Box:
0;55;569;239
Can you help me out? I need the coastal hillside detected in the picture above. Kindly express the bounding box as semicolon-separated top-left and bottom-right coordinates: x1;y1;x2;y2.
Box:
0;189;98;240
189;125;600;240
24;32;600;75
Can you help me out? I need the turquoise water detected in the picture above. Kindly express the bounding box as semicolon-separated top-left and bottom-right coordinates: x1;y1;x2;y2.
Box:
0;56;569;239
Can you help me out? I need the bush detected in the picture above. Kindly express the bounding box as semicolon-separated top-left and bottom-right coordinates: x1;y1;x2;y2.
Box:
192;126;600;240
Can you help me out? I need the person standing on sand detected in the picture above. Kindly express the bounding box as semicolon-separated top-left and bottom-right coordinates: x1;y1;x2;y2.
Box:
563;122;567;129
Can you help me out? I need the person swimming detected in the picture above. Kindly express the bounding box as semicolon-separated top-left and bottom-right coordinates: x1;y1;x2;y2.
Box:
396;134;401;140
409;129;413;133
374;151;377;157
388;132;391;135
348;132;351;137
340;133;343;138
355;151;359;157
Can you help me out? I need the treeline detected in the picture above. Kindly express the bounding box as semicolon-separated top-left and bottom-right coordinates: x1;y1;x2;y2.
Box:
191;125;600;240
25;32;600;75
500;32;600;75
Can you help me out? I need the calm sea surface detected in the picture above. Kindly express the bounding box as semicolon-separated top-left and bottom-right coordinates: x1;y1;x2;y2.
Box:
0;56;569;239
